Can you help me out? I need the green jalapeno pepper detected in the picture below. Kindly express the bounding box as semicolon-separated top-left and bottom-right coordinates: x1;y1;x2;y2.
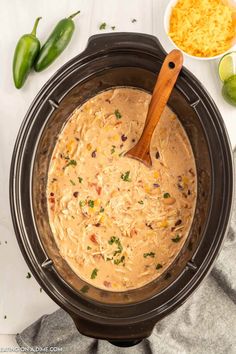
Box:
13;17;42;89
34;10;80;72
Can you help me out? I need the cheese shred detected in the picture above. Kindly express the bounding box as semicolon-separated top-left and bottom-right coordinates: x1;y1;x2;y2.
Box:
169;0;236;57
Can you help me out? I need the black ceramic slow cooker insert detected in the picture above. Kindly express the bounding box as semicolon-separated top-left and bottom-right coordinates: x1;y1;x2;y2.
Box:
10;33;234;346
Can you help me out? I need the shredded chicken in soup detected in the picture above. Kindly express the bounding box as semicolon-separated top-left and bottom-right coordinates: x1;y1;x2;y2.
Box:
47;88;197;291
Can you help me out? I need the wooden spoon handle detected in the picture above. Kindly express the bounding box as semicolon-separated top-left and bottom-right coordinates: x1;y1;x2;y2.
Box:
126;50;183;166
146;49;183;126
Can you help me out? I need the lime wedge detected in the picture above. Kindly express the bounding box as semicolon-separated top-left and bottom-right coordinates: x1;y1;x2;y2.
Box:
222;75;236;106
218;52;236;82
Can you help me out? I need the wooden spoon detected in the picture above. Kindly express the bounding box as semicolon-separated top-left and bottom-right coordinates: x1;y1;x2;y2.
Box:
125;49;183;167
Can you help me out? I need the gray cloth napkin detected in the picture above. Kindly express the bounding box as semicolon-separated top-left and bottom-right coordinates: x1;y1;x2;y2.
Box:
16;151;236;354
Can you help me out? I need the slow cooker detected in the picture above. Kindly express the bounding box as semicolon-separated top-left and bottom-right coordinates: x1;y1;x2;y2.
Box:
10;33;234;347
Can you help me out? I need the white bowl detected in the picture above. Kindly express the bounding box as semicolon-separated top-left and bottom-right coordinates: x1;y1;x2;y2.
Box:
164;0;235;61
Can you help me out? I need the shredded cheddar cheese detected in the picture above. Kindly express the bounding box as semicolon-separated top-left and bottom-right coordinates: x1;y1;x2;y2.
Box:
153;171;159;179
169;0;236;57
160;220;169;228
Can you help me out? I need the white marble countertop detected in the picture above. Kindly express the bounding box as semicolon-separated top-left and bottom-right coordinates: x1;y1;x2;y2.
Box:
0;0;235;349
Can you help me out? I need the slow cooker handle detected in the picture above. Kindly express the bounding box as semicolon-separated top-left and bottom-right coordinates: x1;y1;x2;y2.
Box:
83;32;167;59
70;313;156;347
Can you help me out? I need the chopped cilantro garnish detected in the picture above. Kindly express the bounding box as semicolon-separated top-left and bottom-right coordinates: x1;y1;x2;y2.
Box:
114;243;123;256
156;263;163;270
100;207;105;213
108;236;117;245
87;246;92;250
64;159;77;169
81;285;89;293
111;145;116;154
99;22;106;30
114;255;125;265
62;154;70;160
163;192;171;199
88;200;94;208
111;26;116;30
172;235;181;243
70;179;75;186
132;18;137;23
138;200;144;204
91;268;98;279
121;171;131;182
79;200;86;207
114;109;122;119
78;177;83;183
26;272;31;279
143;252;155;258
113;248;122;256
108;236;123;255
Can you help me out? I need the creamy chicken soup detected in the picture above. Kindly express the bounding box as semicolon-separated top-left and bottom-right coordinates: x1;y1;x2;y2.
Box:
47;88;197;291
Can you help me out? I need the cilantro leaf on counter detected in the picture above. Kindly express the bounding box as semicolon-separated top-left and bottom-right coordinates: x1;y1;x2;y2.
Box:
26;272;31;279
131;18;137;23
99;22;107;30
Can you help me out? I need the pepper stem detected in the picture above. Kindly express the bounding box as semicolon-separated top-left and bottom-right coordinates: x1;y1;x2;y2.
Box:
31;17;42;36
68;10;80;19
